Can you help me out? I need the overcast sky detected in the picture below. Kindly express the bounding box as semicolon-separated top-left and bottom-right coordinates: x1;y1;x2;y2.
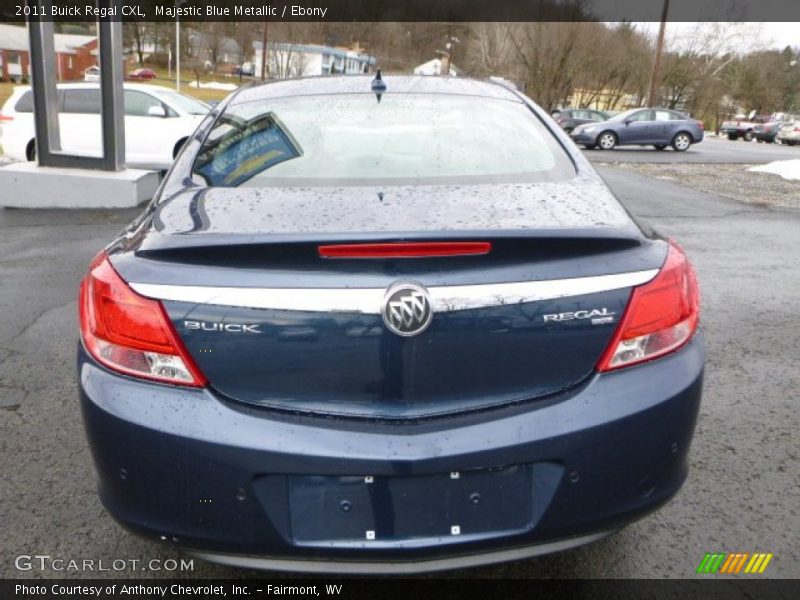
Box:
638;22;799;52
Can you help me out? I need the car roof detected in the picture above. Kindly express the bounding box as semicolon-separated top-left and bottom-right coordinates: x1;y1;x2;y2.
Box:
230;75;523;106
11;82;170;92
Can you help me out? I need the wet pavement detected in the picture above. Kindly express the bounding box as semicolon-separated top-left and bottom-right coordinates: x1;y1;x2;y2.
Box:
1;166;798;578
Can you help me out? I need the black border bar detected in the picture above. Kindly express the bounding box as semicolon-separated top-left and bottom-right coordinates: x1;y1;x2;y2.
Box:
3;579;800;600
3;0;800;22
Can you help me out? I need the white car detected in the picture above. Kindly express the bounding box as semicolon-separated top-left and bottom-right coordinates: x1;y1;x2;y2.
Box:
0;82;211;168
777;121;800;146
84;66;100;82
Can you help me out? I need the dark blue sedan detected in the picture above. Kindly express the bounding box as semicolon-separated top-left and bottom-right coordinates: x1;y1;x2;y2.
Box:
77;76;704;573
571;108;705;151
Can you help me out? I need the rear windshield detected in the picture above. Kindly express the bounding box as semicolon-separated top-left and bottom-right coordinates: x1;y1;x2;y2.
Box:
14;91;33;113
192;93;575;187
151;89;210;115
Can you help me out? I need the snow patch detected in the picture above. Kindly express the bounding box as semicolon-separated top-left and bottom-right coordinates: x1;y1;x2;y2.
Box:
748;160;800;181
188;81;238;91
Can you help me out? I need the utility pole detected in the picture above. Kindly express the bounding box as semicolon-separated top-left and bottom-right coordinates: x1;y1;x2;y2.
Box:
647;0;670;107
440;35;459;76
260;19;268;80
175;14;180;92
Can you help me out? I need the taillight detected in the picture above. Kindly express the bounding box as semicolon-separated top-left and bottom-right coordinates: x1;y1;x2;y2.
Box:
318;241;491;259
78;253;206;387
597;241;699;372
0;114;13;122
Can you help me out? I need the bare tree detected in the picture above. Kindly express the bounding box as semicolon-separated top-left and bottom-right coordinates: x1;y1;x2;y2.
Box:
204;22;229;71
226;22;257;65
467;23;515;77
123;22;147;65
269;44;311;78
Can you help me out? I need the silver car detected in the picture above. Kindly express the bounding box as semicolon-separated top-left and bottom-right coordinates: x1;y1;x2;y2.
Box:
777;121;800;146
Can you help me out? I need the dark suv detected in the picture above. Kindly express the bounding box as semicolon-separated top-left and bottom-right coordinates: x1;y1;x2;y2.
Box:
552;108;609;134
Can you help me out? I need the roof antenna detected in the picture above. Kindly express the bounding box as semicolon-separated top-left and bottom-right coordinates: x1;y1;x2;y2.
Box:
371;70;387;103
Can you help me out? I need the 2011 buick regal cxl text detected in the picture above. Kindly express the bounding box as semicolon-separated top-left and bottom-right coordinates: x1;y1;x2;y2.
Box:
77;75;704;574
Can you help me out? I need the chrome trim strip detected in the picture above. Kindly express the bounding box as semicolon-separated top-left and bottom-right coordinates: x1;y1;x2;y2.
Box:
430;270;656;312
185;530;612;574
130;269;657;314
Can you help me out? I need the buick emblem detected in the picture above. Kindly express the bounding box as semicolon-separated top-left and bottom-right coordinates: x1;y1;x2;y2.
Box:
381;282;434;337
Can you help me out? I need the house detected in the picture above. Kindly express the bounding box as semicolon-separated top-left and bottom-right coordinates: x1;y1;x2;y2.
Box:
251;42;375;79
413;58;461;77
0;24;97;82
565;88;642;112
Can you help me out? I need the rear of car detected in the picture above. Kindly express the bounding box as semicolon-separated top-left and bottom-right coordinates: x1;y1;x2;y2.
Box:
777;121;800;145
77;76;704;573
552;108;607;133
84;66;100;82
754;119;782;143
0;86;30;160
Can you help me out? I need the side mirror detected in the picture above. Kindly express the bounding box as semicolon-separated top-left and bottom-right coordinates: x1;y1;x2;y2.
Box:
147;105;167;118
624;119;632;125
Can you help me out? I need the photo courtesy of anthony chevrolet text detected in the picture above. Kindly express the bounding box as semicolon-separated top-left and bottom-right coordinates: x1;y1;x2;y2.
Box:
0;0;798;598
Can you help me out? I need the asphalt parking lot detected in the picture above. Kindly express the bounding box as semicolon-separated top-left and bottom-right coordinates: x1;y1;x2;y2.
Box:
0;154;798;579
585;135;799;164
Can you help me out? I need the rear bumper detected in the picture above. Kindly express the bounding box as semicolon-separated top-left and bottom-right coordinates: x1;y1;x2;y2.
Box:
78;335;704;572
187;530;614;574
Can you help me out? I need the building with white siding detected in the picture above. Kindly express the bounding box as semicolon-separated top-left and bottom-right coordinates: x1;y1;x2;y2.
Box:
251;42;375;79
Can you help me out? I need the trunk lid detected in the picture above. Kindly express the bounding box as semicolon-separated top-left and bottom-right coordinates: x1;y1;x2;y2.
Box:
116;183;664;419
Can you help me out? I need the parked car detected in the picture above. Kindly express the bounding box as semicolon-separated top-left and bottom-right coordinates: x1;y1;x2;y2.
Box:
234;62;255;77
127;68;157;81
753;119;783;143
0;82;210;168
77;76;704;573
719;114;771;141
551;108;608;134
777;121;800;146
571;107;704;151
83;66;100;82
